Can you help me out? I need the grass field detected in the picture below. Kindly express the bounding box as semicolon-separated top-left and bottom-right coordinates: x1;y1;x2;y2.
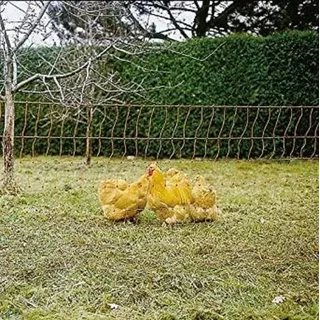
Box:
0;157;318;320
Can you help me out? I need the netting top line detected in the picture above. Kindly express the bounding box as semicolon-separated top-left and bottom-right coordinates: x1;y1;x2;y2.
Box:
6;101;320;109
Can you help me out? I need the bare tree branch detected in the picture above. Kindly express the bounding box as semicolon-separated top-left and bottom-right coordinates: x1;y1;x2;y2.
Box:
12;54;17;87
8;1;30;14
0;11;11;52
13;44;113;92
207;0;242;30
123;3;177;41
12;1;51;54
139;2;191;39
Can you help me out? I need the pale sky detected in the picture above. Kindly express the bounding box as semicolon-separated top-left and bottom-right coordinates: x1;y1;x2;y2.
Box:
1;1;59;47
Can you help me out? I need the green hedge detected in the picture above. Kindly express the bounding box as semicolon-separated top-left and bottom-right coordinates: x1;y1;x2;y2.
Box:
115;31;318;106
2;31;319;158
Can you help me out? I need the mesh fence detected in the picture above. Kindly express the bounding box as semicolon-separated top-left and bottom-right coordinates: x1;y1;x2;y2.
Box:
0;101;318;160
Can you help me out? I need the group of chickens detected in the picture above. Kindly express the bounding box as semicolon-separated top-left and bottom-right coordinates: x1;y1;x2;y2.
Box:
98;162;221;224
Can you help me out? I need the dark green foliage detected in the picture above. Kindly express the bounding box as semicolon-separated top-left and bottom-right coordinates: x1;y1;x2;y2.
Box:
230;0;319;37
116;31;318;106
1;31;318;158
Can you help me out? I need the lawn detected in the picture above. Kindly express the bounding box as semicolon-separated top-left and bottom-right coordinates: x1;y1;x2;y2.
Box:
0;157;318;320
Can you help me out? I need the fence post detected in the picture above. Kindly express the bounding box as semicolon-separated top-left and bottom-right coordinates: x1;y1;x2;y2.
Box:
85;103;93;165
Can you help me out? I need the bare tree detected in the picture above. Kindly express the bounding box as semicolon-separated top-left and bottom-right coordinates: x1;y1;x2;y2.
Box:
47;0;177;42
0;1;154;192
0;1;52;192
130;0;319;38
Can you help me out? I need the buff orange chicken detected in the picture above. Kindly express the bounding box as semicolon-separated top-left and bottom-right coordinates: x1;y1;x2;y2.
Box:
146;163;192;224
98;174;148;222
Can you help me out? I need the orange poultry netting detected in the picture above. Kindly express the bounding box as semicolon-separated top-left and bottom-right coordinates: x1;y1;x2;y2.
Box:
0;101;318;160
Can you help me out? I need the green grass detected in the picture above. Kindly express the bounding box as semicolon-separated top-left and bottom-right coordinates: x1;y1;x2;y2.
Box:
0;157;318;320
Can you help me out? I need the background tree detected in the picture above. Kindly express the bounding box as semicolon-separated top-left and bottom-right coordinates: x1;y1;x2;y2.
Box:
47;0;176;43
230;0;319;36
47;0;319;41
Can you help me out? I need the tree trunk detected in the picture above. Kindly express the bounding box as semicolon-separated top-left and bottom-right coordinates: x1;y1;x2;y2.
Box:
2;56;17;193
3;95;14;186
2;90;16;191
85;104;93;165
195;0;210;37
